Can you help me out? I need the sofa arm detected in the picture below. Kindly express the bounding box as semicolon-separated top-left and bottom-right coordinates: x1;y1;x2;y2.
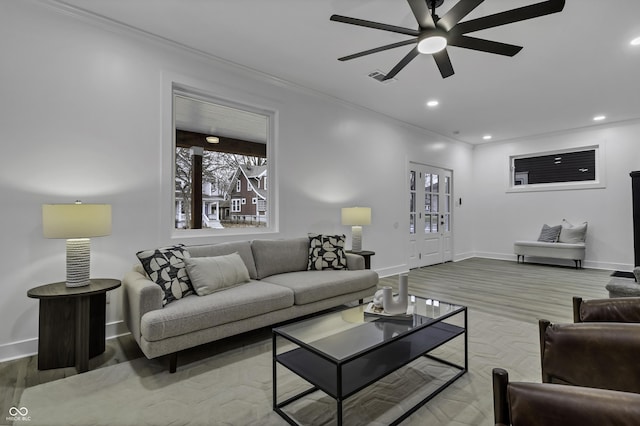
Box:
122;267;163;344
346;253;365;270
573;296;640;323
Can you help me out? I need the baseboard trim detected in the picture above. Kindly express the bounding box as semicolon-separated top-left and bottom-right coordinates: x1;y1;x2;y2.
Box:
0;320;129;364
376;264;409;278
473;251;633;271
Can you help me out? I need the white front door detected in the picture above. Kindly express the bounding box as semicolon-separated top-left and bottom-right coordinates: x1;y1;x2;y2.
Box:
408;163;453;269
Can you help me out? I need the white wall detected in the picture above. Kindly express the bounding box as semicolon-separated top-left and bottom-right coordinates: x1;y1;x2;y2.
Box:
472;121;640;270
0;1;474;361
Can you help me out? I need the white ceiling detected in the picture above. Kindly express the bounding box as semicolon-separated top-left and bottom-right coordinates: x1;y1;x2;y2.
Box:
53;0;640;144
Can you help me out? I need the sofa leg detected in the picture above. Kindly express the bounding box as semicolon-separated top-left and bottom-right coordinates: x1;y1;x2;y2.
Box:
169;353;177;374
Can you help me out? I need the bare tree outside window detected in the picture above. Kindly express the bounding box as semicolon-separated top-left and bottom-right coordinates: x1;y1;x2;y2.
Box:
175;148;266;229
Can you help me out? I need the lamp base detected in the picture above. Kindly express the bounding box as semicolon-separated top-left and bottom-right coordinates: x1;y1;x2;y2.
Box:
66;238;91;287
351;226;363;252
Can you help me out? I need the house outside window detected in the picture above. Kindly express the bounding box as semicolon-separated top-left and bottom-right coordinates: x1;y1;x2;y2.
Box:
173;87;272;231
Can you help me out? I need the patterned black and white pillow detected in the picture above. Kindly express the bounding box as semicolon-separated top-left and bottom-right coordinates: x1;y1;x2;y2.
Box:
307;233;347;271
136;244;194;306
537;224;562;242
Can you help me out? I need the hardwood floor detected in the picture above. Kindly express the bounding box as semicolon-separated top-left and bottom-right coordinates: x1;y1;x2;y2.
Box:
380;257;611;324
1;258;613;422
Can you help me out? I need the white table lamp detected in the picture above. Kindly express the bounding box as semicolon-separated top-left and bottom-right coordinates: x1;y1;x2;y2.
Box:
43;201;112;287
341;207;371;252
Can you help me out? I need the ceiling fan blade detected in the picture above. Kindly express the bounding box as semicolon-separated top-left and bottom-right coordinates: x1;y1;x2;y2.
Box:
338;39;418;61
432;49;455;78
407;0;436;29
448;35;522;56
330;14;419;37
383;47;420;80
453;0;565;34
438;0;485;31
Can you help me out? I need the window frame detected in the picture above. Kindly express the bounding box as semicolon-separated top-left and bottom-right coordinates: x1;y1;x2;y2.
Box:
507;144;606;193
162;74;278;238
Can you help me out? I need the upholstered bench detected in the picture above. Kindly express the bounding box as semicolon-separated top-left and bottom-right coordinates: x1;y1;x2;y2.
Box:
514;241;586;269
514;220;587;269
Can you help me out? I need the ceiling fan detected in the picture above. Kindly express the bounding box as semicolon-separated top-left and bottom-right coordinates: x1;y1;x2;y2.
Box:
330;0;565;79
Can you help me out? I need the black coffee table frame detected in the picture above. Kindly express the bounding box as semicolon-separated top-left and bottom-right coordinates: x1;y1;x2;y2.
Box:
272;302;467;426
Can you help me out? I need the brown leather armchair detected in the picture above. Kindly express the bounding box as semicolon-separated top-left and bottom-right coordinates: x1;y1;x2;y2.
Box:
573;296;640;323
492;368;640;426
539;319;640;393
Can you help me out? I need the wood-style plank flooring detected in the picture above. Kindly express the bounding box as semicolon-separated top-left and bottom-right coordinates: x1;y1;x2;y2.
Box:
379;257;611;324
1;258;614;421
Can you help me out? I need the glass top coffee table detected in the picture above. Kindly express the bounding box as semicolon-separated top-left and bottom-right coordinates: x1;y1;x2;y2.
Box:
272;295;467;425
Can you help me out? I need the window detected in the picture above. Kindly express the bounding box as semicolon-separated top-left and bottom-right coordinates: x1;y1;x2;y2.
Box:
509;146;604;192
173;87;272;230
252;198;257;204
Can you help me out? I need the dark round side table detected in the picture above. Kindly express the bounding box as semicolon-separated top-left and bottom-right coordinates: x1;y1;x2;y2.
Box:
346;250;375;270
27;278;121;373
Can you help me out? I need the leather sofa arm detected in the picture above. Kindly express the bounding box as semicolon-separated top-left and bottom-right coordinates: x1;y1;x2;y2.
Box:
493;368;640;426
122;267;163;345
539;320;640;393
345;253;365;270
573;296;640;323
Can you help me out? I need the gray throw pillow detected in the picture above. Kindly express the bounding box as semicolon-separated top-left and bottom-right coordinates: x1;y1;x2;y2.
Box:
537;224;562;242
184;252;250;296
558;219;587;243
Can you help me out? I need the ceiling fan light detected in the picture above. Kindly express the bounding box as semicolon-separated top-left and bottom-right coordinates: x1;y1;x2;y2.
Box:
417;35;447;54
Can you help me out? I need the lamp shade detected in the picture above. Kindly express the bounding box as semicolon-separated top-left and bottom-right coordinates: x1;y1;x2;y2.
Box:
43;203;112;239
341;207;372;226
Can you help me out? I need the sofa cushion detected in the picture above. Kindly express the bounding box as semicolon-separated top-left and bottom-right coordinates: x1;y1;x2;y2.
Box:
537;224;562;242
187;241;258;279
184;253;250;296
262;270;378;305
140;281;294;341
251;237;309;279
136;244;194;306
558;219;588;243
307;233;347;270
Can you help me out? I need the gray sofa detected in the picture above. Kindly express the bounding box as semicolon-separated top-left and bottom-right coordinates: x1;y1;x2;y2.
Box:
122;237;378;372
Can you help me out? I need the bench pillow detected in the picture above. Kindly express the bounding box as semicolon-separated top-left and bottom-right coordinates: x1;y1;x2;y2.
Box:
537;224;562;242
558;219;587;243
184;252;250;296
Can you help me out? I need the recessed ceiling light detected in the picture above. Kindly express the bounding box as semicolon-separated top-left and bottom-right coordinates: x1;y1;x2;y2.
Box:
631;37;640;46
593;115;606;121
482;135;492;140
426;100;439;107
